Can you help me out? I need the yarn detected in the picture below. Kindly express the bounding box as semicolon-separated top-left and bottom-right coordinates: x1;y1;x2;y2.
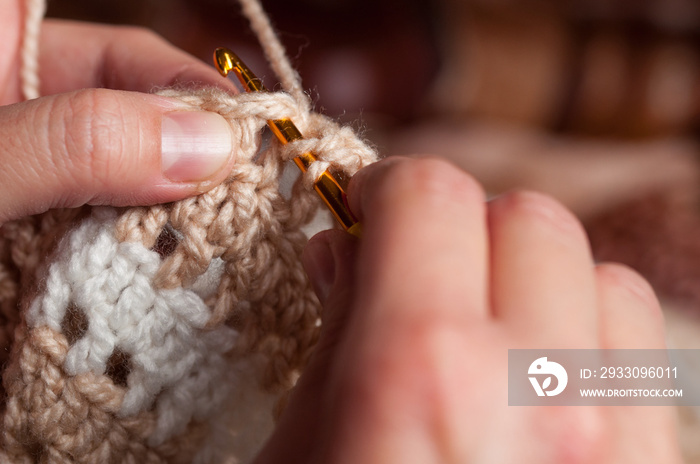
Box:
0;0;378;462
20;0;44;100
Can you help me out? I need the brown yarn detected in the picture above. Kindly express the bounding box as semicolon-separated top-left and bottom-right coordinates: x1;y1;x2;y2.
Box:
0;208;88;366
0;80;375;464
3;0;378;459
0;8;376;463
2;325;209;463
4;17;377;464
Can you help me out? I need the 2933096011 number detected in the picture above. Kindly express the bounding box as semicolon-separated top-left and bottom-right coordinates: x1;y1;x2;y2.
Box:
600;366;677;379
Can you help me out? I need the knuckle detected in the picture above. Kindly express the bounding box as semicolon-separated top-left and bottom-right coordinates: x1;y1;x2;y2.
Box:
595;262;661;310
59;89;130;187
119;25;162;46
492;190;585;238
379;157;484;203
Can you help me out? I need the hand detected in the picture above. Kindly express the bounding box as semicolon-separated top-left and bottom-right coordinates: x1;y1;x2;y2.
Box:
0;2;236;223
257;157;683;463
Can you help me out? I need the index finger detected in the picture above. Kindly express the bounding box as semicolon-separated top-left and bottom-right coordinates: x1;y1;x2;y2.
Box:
348;156;489;327
38;20;236;96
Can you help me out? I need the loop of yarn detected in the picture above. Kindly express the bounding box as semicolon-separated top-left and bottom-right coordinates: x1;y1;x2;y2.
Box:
1;0;379;461
159;88;376;188
159;89;303;130
282;113;377;189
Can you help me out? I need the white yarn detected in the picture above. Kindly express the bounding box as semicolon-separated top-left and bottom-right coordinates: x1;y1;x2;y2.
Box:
26;208;238;445
12;0;377;460
192;355;278;464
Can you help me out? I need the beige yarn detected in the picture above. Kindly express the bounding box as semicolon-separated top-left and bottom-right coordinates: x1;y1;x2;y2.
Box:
20;0;44;100
0;0;377;462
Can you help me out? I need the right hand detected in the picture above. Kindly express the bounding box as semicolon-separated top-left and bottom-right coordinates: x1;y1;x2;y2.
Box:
257;156;683;464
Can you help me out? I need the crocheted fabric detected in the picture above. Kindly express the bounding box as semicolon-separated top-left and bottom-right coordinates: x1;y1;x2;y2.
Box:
0;2;377;462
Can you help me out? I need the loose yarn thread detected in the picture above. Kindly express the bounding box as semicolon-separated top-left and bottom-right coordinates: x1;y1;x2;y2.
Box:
20;0;44;100
1;0;378;462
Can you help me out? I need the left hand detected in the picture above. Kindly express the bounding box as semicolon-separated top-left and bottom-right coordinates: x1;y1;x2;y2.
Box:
0;5;238;223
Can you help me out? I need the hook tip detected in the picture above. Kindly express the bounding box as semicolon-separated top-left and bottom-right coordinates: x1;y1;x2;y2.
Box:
213;47;235;77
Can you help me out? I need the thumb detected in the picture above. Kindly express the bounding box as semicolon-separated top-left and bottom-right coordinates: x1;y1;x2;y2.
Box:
0;88;235;222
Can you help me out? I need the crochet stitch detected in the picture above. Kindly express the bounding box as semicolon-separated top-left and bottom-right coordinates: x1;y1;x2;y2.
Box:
0;0;377;462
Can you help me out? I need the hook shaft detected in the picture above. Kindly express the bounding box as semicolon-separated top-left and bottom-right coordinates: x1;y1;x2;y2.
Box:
214;47;361;237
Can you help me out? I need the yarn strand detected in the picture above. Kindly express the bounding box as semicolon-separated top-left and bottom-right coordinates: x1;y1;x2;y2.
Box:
20;0;45;100
237;0;311;115
7;0;378;462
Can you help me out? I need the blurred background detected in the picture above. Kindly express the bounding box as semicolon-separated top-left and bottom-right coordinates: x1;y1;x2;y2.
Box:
46;0;700;459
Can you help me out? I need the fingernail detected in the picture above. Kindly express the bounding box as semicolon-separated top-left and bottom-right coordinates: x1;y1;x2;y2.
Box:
161;111;233;182
303;238;336;304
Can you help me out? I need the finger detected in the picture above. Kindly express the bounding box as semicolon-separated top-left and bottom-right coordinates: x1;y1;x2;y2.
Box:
256;229;359;463
595;264;683;464
38;20;235;97
303;230;360;368
349;156;489;321
595;263;666;349
313;157;490;463
0;88;235;222
488;190;597;346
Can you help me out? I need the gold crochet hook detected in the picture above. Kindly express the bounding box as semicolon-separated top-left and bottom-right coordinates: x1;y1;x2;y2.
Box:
213;47;362;238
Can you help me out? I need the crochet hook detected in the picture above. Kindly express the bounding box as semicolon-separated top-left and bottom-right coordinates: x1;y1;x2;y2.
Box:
213;47;362;238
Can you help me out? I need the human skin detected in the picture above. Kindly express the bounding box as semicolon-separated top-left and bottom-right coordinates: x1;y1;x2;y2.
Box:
0;2;684;462
258;157;684;463
1;0;238;223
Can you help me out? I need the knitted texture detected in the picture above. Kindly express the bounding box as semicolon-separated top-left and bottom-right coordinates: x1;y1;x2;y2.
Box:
0;0;378;462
